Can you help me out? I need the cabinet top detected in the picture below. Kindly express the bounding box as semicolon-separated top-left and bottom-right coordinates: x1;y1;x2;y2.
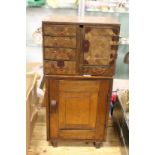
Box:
43;16;120;26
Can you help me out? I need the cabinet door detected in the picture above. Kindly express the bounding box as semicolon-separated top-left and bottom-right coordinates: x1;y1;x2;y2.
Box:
49;79;112;140
80;26;120;75
82;26;119;66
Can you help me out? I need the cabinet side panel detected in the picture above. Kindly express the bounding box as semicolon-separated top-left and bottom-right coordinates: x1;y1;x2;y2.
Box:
103;79;113;140
95;79;112;140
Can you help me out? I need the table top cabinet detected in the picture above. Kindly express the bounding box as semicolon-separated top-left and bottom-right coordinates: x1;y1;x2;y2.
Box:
42;16;120;148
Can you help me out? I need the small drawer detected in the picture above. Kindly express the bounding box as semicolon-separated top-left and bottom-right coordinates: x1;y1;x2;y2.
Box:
44;48;76;60
44;60;76;75
81;66;114;76
43;24;76;36
44;36;76;48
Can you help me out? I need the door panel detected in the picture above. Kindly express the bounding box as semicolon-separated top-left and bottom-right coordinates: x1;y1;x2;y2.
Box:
49;79;112;140
82;26;118;66
59;80;99;129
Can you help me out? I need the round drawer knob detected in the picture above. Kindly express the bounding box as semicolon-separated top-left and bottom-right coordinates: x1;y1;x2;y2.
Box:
57;60;64;68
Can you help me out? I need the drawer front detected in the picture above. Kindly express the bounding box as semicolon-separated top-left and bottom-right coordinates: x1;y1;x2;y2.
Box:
44;60;76;75
81;66;114;76
44;48;76;60
44;36;76;48
43;24;76;36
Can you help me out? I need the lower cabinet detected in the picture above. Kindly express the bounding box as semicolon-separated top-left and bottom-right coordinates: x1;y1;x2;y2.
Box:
45;77;113;148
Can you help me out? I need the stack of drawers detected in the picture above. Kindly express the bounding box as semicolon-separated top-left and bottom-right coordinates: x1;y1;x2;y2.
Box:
43;24;77;75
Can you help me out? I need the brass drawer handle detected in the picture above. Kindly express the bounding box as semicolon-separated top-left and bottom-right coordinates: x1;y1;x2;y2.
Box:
109;59;115;65
57;60;64;68
111;45;118;50
110;53;113;58
112;28;120;35
110;53;118;59
112;36;119;41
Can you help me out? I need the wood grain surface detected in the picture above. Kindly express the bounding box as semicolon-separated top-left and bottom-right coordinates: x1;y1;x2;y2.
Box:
44;36;76;48
44;60;76;75
44;47;76;60
43;24;76;36
83;27;118;66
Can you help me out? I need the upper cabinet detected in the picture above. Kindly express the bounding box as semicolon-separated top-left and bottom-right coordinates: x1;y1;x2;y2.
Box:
42;16;120;76
27;0;129;79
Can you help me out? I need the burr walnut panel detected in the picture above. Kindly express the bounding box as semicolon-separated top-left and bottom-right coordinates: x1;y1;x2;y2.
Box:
83;27;119;66
44;48;76;60
44;36;76;48
43;24;76;36
44;60;76;75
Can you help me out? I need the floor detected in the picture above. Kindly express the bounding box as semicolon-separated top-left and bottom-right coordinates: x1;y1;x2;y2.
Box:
28;108;126;155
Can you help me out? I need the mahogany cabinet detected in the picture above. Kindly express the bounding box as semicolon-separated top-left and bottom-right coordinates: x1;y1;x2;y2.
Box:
42;16;120;148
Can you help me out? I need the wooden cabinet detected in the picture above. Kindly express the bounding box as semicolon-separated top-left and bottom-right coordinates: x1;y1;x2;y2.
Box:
42;16;120;148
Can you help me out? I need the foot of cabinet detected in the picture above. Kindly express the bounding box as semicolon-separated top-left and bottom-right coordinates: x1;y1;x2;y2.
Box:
51;141;58;147
93;142;102;148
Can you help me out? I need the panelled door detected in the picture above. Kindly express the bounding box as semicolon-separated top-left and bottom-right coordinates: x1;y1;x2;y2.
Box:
49;79;112;140
82;26;119;66
80;25;120;75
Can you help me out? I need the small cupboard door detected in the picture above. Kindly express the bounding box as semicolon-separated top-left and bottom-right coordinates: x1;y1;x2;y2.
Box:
49;79;112;140
80;25;120;75
82;26;119;66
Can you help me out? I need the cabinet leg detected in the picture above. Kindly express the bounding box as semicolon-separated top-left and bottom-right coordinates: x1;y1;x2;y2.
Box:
51;141;58;147
85;141;89;144
93;142;102;148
